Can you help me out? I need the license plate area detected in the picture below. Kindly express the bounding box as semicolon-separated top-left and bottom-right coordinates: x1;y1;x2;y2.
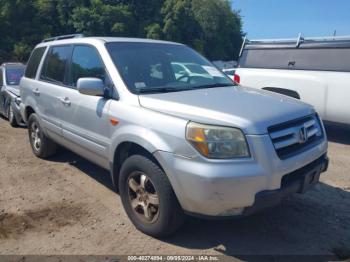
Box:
298;165;322;193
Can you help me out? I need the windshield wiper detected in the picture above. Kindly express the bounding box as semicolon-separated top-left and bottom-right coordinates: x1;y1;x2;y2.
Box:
138;86;194;94
192;83;234;90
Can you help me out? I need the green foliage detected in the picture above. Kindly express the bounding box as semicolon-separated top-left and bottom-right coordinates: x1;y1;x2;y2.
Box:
0;0;243;64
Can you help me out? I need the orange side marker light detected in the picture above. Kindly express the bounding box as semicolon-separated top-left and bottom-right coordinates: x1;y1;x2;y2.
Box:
110;118;119;126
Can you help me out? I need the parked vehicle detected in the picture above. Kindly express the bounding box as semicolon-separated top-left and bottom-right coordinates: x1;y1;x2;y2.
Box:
235;35;350;125
222;68;235;79
20;34;328;237
0;63;26;127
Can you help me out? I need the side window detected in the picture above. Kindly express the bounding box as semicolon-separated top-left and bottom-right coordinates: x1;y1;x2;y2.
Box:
25;47;46;79
69;45;106;87
41;46;72;84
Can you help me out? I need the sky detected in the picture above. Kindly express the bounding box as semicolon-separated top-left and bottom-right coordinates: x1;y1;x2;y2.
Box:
232;0;350;39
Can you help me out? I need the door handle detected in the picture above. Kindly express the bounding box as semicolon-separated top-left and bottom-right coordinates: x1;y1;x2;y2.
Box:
33;88;40;96
58;97;71;106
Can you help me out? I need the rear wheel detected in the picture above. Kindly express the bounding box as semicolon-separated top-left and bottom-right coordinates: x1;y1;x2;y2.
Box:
8;105;18;127
119;155;184;237
28;113;57;158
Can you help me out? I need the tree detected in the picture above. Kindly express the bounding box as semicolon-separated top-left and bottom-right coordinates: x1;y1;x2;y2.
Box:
0;0;243;64
162;0;200;46
191;0;243;60
71;0;132;36
161;0;243;60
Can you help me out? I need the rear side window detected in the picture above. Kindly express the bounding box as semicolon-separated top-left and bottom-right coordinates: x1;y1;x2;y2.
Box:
69;45;106;86
239;48;350;72
25;47;46;79
41;45;72;84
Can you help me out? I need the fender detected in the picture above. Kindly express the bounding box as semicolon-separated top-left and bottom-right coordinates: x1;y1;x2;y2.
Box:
109;124;172;164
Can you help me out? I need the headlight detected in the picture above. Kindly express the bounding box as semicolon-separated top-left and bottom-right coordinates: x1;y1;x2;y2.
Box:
15;97;21;105
186;122;250;159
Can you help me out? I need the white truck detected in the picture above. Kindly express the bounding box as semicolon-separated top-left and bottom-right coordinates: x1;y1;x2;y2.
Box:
235;35;350;126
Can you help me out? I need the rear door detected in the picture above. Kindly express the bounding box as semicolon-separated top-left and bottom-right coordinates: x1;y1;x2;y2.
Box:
37;45;73;136
60;44;112;167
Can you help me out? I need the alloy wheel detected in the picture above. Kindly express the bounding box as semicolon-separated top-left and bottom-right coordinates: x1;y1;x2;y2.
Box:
127;171;160;224
30;122;42;152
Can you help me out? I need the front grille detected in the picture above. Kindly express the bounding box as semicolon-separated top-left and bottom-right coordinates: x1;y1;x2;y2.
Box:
269;115;324;159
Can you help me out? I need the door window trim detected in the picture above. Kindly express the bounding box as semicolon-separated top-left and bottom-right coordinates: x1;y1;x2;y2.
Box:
39;44;73;88
68;44;117;99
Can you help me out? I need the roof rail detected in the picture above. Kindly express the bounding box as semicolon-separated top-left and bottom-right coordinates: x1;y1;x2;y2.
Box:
239;36;247;57
237;33;350;57
247;34;350;45
42;34;84;43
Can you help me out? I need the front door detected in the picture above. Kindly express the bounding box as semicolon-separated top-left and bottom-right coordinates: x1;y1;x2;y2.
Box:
60;45;112;168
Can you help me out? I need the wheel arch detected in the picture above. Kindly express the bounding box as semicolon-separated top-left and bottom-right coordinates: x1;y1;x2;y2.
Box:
23;105;36;123
262;87;301;99
111;140;165;189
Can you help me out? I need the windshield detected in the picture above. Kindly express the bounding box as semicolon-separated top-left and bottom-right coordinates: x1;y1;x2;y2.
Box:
106;42;234;94
6;67;25;85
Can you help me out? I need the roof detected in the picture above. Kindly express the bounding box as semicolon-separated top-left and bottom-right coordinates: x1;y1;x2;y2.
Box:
37;35;182;48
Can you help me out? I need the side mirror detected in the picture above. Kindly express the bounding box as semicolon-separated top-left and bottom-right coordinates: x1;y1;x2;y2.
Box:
77;77;104;96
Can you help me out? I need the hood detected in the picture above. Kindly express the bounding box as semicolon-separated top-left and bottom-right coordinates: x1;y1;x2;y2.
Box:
5;85;20;97
138;86;314;135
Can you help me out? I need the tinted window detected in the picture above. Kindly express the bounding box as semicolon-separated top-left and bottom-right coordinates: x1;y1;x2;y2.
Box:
41;46;72;84
5;68;25;85
106;42;232;94
25;47;46;79
69;45;105;86
239;48;350;72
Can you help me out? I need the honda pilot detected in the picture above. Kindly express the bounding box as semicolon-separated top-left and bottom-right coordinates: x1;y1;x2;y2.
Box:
20;35;328;237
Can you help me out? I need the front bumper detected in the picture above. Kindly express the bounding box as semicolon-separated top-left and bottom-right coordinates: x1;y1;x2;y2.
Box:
243;154;328;216
154;134;328;217
11;100;24;124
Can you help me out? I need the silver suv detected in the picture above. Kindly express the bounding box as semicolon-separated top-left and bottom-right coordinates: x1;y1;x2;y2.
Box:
20;34;329;237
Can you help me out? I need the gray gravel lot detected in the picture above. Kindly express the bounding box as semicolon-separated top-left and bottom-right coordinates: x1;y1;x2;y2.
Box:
0;119;349;259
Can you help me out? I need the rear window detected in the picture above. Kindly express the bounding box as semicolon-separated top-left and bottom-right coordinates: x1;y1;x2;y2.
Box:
41;45;72;84
239;47;350;72
5;67;25;85
25;47;46;79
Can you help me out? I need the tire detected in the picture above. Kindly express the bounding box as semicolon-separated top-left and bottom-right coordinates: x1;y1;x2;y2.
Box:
8;105;18;127
27;113;57;158
119;155;184;238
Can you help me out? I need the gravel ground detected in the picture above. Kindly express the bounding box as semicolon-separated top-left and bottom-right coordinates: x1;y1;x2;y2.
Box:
0;119;349;260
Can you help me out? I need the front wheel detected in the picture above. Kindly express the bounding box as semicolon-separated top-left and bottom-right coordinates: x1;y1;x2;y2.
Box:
28;113;57;158
119;155;185;237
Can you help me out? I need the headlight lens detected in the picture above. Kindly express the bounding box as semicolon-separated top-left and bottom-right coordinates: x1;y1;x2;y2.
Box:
186;122;250;159
15;97;21;105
